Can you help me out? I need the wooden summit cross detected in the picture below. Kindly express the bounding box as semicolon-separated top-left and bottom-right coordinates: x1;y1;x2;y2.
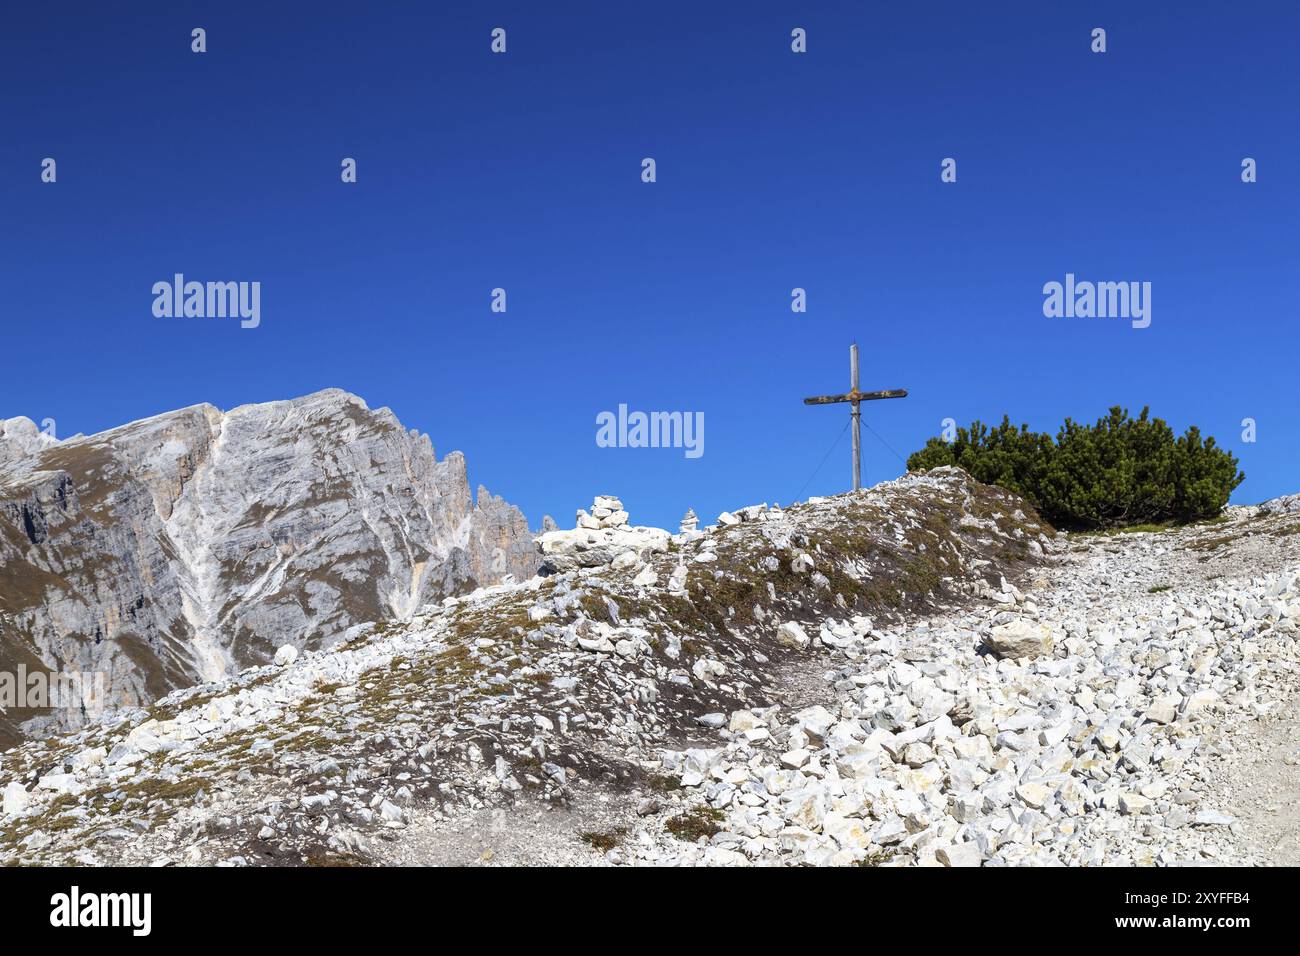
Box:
803;344;908;491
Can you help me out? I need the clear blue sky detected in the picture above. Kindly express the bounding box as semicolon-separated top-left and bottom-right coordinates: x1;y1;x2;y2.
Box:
3;1;1295;529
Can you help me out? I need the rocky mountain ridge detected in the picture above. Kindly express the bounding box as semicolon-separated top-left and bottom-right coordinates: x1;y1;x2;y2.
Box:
2;468;1297;867
0;390;539;747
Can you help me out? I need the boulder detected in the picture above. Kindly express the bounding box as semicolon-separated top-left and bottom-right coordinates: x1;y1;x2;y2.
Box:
983;620;1055;659
776;621;810;649
937;842;983;867
3;782;30;816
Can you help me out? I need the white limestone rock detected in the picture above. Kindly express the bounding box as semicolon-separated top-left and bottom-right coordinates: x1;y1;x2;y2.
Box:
936;842;983;867
3;782;30;816
983;620;1055;659
776;621;810;649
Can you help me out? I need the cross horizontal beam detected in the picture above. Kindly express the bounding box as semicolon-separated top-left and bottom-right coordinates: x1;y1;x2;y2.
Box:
802;388;908;406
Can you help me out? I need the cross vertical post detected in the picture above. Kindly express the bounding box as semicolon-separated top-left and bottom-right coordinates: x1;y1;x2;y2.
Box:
802;345;908;493
850;344;861;490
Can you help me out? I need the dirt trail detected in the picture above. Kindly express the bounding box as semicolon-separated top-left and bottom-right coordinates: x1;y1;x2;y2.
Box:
1206;695;1300;866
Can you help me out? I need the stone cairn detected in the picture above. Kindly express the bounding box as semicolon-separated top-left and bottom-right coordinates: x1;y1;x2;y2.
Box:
679;509;698;533
577;495;629;531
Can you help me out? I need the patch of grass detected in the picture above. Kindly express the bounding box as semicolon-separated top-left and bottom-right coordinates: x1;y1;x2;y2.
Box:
18;792;85;835
1079;522;1174;537
304;850;370;867
578;593;615;623
1147;585;1172;594
665;806;725;842
511;752;545;785
1190;533;1241;552
579;827;628;851
44;812;84;833
446;602;534;645
118;774;208;803
1078;513;1231;538
856;847;898;867
643;773;681;794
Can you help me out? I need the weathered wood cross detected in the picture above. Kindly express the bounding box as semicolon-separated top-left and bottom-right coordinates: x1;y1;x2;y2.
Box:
802;344;908;491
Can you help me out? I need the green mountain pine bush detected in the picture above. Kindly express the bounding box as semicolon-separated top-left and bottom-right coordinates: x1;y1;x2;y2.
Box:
906;407;1244;530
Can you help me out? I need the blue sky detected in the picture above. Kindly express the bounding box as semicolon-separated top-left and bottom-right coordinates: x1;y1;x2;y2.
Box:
2;1;1295;529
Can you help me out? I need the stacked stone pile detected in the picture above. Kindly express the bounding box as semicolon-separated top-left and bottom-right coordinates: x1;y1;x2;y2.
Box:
537;495;670;574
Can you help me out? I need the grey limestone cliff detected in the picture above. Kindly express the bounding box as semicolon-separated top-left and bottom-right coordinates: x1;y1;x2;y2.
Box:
0;389;538;746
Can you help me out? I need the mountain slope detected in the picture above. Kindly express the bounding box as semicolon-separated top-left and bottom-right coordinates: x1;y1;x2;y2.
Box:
0;467;1053;864
0;390;538;745
6;468;1296;867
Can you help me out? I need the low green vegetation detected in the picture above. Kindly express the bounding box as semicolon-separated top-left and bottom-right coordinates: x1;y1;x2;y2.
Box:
856;847;898;867
579;827;628;851
907;406;1243;531
665;806;725;842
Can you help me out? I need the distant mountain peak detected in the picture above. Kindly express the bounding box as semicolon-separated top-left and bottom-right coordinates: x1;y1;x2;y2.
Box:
0;391;537;746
